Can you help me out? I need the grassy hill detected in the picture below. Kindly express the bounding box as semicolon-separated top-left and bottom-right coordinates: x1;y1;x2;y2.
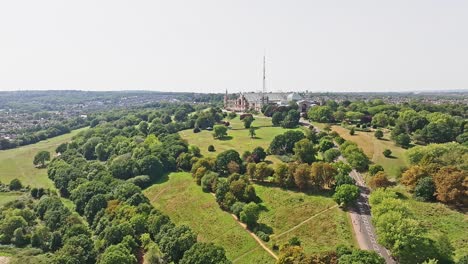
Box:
254;184;357;254
319;124;408;178
0;127;88;189
179;116;301;164
143;172;276;264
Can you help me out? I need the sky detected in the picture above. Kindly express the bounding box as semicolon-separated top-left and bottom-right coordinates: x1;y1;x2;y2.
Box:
0;0;467;93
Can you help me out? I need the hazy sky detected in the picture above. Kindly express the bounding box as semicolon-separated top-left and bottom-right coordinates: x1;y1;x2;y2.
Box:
0;0;467;93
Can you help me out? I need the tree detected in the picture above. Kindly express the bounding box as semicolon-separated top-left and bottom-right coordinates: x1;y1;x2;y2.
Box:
239;202;260;229
55;143;68;154
368;171;391;190
95;143;108;161
216;150;242;175
414;177;435;201
368;164;384;176
308;106;334;123
310;162;337;188
180;242;231;264
318;139;334;152
138;121;149;135
382;149;392;158
248;127;256;138
374;129;384;139
269;130;305;155
251;146;266;163
396;133;411;148
242;115;254;128
433;166;467;205
371;112;391;128
323;148;341;162
273;163;289;187
281;109;300;128
333;184;359;206
208;145;215;152
9;178;23;190
213;125;228;139
349;127;355;135
201;172;218;192
254;162;272;182
293;139;316;164
0;216;27;243
400;165;429;191
293;163;311;190
98;243;137;264
138;155;164;180
34;150;51;167
272;112;285;126
338;249;385;264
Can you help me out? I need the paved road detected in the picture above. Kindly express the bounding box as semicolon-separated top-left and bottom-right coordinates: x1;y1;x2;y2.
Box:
349;170;395;263
300;119;395;263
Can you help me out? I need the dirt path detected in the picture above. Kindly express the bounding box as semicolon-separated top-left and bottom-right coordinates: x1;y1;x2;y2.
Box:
0;256;10;264
228;212;278;260
209;193;278;260
271;204;338;239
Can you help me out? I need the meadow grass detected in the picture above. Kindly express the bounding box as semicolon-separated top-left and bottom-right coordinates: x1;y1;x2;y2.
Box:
392;186;468;261
0;192;24;207
0;127;88;189
254;184;357;255
326;125;408;178
179;116;300;164
143;172;275;264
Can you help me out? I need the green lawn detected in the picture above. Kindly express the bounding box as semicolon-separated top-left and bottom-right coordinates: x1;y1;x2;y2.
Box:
392;187;468;261
255;184;356;254
143;172;275;264
180;116;300;164
326;125;408;178
0;192;24;207
0;127;88;189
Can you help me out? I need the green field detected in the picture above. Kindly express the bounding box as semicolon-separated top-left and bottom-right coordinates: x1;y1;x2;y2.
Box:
0;127;88;189
255;184;356;254
143;172;275;264
0;192;24;207
180;116;300;164
390;187;468;261
327;125;408;178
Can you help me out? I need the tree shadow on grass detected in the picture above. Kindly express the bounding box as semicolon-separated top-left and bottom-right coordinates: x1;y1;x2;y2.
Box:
249;136;262;140
219;136;233;141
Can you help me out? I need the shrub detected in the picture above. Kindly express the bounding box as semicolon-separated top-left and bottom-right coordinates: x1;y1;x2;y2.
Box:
414;177;435;201
369;164;384;176
9;179;23;191
349;128;355;135
208;145;215;152
374;129;384;139
383;149;392;157
256;231;270;242
193;127;201;133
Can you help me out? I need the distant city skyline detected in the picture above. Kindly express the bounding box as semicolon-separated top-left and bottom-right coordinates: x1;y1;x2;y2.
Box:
0;0;467;93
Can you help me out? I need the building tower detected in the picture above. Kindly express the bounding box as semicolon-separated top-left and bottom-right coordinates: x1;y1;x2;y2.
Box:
261;55;266;106
224;89;228;109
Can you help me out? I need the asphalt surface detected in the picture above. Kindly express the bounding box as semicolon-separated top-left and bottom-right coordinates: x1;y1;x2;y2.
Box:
300;119;396;263
349;170;396;264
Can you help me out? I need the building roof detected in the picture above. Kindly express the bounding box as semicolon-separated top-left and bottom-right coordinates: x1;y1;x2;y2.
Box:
242;92;303;103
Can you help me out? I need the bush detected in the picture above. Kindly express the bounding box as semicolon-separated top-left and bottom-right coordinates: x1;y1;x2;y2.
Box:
383;149;392;157
368;164;384;176
349;128;355;135
256;231;270;242
127;175;152;188
9;179;23;191
208;145;215;152
414;177;435;202
374;129;384;139
193;127;201;133
201;172;218;192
